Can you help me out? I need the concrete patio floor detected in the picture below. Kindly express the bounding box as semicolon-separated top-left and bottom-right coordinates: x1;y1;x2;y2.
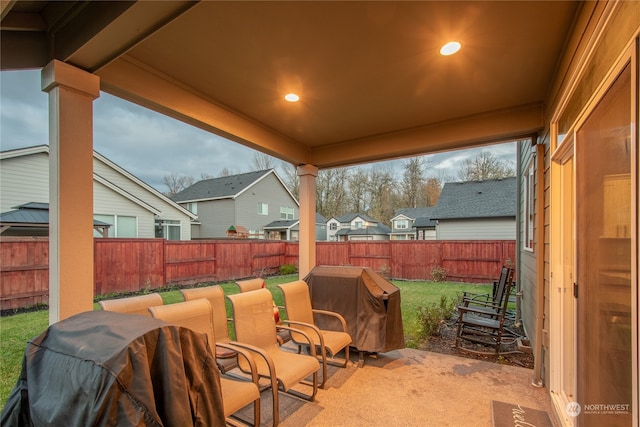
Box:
232;347;559;427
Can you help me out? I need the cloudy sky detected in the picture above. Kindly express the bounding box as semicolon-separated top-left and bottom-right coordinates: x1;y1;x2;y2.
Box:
1;69;516;193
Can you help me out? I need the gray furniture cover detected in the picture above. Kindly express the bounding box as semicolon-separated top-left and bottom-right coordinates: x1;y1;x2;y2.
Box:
304;266;404;353
1;310;225;427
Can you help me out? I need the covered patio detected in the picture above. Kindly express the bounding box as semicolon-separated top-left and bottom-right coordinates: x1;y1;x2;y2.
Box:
235;347;555;427
1;2;637;426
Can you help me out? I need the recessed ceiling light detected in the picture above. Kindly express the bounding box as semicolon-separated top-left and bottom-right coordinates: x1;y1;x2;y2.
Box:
440;41;461;56
284;93;300;102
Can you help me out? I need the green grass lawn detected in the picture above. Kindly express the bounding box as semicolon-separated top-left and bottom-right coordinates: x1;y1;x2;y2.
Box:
0;276;490;411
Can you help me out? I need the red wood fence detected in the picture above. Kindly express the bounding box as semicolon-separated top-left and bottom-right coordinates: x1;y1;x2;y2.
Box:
0;238;514;311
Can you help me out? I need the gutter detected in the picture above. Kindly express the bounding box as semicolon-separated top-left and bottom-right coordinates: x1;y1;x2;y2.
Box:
532;141;546;387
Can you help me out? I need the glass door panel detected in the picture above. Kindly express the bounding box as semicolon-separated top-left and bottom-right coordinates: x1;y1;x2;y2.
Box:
575;63;632;426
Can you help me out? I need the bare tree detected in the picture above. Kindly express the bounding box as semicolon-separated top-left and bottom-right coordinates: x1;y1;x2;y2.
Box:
401;157;424;208
162;173;195;197
218;168;233;177
251;152;277;171
316;168;349;218
457;151;515;181
422;177;442;206
367;167;398;225
347;168;370;213
280;162;300;200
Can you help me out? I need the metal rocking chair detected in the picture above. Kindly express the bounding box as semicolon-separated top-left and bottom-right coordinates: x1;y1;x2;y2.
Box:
455;274;518;355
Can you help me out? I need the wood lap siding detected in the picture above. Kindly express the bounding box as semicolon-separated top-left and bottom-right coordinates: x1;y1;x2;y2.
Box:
1;239;515;310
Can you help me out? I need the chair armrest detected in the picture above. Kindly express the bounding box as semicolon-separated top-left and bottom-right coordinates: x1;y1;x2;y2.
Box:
276;323;318;357
463;293;492;302
457;305;502;319
311;309;348;332
225;340;278;392
215;342;260;385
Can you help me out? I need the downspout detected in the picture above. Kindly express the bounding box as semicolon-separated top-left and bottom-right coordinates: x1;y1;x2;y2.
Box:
532;141;546;387
515;143;522;327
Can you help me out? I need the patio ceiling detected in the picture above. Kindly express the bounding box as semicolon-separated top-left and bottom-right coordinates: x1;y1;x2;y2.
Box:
1;1;581;169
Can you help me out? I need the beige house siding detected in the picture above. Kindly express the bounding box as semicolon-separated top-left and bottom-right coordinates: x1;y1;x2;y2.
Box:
0;151;49;212
93;155;193;240
93;182;154;238
0;146;194;240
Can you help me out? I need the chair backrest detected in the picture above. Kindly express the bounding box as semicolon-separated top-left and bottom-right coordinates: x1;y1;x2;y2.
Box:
278;280;315;325
497;274;515;325
148;299;216;352
98;293;163;317
227;288;278;350
181;286;229;343
493;267;513;307
234;278;265;293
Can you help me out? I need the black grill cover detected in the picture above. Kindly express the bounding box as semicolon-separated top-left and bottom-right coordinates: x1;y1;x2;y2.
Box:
304;266;404;353
1;310;225;427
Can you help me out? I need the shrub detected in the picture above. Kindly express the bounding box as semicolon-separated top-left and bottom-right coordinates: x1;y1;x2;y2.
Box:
430;265;447;282
416;295;456;338
279;264;297;275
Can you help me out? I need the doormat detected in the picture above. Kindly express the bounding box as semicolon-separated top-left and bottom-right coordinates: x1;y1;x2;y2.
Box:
491;400;553;427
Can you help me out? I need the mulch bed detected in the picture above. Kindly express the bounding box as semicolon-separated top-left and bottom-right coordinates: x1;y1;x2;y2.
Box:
419;318;535;369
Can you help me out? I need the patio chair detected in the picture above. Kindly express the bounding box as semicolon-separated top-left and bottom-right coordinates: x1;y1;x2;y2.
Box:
180;286;238;373
455;278;518;355
227;288;319;427
234;278;266;292
235;278;292;346
98;293;163;316
149;299;261;427
278;280;352;388
459;266;514;318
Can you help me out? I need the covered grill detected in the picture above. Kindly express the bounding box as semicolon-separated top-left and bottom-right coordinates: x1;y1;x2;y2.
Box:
1;310;225;426
304;266;404;354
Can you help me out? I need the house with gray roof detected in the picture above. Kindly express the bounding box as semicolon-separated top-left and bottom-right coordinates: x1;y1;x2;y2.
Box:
264;213;327;241
0;145;196;239
431;177;516;240
172;169;299;239
390;207;437;240
326;213;390;241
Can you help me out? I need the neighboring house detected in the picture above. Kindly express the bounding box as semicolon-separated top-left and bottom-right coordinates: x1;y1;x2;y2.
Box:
314;213;327;241
264;220;298;241
327;213;390;241
0;145;196;239
172;169;299;239
0;202;112;237
264;213;327;241
431;177;516;240
390;207;436;240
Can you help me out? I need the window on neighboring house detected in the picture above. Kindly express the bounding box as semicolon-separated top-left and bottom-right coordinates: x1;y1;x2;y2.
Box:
524;159;535;251
329;223;337;230
280;206;294;220
395;219;409;229
354;221;363;229
186;202;197;215
257;202;268;215
94;214;137;238
155;219;181;240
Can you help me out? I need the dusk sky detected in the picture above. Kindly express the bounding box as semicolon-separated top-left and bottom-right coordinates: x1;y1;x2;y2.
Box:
1;69;516;193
